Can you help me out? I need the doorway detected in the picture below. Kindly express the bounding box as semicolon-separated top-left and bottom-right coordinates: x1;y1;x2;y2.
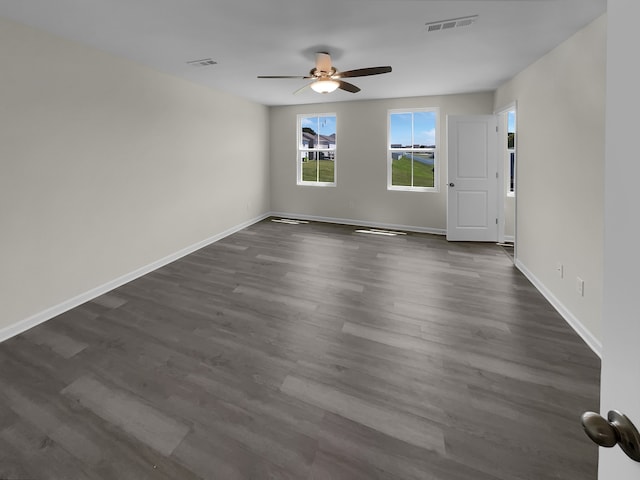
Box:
497;104;517;260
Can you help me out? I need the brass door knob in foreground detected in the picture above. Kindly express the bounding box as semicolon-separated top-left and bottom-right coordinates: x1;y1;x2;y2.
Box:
581;410;640;462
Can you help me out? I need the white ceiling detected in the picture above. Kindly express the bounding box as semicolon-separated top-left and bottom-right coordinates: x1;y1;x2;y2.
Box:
0;0;606;106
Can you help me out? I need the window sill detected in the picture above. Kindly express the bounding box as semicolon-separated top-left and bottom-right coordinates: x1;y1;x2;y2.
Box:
297;182;336;187
387;186;438;193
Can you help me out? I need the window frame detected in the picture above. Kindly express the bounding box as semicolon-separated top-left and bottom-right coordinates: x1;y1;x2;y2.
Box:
387;107;439;192
296;113;337;187
506;110;516;197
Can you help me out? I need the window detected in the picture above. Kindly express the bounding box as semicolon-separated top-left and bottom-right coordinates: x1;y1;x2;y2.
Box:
297;114;336;186
388;108;438;191
507;110;516;195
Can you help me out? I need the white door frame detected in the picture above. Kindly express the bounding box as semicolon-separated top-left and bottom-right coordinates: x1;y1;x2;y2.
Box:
495;102;517;255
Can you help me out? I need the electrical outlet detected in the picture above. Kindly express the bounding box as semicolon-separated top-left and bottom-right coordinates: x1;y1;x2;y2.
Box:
556;263;564;278
576;277;584;296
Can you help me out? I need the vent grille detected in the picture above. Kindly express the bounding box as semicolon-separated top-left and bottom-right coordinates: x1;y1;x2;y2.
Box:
271;218;309;225
186;58;218;67
354;228;407;237
426;15;478;32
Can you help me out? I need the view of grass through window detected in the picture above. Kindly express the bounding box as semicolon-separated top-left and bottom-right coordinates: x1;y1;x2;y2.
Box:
302;160;334;182
391;153;435;187
298;114;336;184
388;110;437;189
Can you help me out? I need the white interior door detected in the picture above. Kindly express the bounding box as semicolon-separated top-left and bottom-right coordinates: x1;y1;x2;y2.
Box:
597;1;640;478
446;115;498;241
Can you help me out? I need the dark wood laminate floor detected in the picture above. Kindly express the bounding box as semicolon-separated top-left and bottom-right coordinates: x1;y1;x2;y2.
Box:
0;218;600;479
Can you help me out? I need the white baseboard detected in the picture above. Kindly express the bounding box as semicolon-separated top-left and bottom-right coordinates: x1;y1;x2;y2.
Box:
504;235;515;243
269;212;447;236
0;213;271;344
515;259;602;358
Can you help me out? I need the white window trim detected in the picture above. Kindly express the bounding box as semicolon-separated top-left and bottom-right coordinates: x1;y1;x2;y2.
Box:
296;113;337;187
506;110;516;197
387;107;439;192
507;150;516;198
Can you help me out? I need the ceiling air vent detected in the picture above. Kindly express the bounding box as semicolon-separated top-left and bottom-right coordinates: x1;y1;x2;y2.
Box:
186;58;218;67
426;15;478;32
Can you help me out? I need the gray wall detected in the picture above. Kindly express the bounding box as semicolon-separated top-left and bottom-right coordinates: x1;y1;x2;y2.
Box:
494;14;606;348
0;17;270;332
269;93;494;231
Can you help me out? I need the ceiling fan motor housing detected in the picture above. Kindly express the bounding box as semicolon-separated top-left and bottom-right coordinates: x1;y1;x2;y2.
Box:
257;51;391;95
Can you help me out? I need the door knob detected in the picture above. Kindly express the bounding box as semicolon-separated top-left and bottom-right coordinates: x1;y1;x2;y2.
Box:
448;182;455;187
581;410;640;462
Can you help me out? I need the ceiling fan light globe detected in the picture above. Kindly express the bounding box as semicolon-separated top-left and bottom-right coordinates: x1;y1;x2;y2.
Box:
311;79;340;94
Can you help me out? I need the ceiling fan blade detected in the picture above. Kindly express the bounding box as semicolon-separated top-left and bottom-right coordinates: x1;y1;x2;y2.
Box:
257;75;310;79
338;80;361;93
293;82;313;95
335;66;392;78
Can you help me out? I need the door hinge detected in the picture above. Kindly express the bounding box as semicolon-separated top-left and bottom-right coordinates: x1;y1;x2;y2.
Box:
496;218;498;225
496;125;499;133
496;172;499;179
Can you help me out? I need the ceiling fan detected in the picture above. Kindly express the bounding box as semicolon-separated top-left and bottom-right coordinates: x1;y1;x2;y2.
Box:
257;52;392;94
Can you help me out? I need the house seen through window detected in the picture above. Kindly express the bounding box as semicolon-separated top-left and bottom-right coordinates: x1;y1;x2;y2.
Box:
297;114;336;185
388;108;438;191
